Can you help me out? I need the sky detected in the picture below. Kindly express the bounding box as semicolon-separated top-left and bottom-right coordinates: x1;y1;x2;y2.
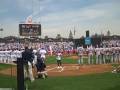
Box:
0;0;120;38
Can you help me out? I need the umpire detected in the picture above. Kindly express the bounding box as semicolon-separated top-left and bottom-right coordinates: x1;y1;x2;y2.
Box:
22;46;35;82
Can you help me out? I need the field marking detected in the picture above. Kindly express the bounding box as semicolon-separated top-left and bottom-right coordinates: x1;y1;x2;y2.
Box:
64;65;79;70
47;66;50;68
72;66;77;67
46;67;57;72
46;65;79;73
72;66;80;70
58;67;64;72
70;65;79;69
46;66;65;72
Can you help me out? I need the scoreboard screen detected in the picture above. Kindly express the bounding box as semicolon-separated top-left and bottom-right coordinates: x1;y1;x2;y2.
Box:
19;24;41;36
85;37;91;45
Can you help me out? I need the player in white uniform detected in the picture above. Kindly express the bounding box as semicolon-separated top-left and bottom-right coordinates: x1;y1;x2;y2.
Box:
77;46;84;65
6;50;12;63
39;47;47;61
3;50;7;63
0;51;5;63
16;49;22;58
11;49;17;62
88;46;94;64
100;48;105;64
0;51;3;63
105;48;111;64
116;47;120;63
95;47;101;64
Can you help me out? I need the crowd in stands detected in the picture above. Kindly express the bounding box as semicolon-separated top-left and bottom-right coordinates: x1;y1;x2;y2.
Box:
101;39;120;47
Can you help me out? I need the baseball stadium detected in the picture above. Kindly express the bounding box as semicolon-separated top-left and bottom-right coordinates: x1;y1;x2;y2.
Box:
0;0;120;90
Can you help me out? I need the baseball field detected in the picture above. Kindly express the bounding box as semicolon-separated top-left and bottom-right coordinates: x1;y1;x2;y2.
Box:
0;56;120;90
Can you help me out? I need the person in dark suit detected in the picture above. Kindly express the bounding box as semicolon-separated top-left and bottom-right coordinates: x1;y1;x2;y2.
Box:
22;46;35;82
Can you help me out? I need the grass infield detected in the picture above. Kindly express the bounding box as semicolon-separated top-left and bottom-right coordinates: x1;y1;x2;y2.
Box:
0;73;120;90
46;56;77;64
0;63;15;70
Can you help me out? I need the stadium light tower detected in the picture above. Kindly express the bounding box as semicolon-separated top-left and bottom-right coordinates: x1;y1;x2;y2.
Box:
0;28;3;31
0;28;3;38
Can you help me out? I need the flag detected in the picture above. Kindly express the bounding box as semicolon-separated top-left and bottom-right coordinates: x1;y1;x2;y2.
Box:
26;16;32;24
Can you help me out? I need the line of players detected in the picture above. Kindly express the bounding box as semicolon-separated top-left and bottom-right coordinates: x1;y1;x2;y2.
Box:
0;46;120;65
77;46;120;65
0;49;22;63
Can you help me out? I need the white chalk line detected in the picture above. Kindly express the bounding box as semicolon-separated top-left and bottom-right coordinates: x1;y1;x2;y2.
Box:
47;66;50;68
58;67;64;72
46;65;79;72
69;66;79;70
46;67;57;72
46;66;65;72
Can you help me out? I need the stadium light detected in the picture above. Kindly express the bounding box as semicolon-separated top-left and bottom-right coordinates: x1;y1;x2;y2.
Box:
0;28;3;31
0;28;3;38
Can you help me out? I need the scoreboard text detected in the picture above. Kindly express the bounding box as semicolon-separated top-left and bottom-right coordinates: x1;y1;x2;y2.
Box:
19;24;41;36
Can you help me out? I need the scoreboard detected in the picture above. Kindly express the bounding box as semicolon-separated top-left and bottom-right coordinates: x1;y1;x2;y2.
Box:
85;37;91;45
19;24;41;36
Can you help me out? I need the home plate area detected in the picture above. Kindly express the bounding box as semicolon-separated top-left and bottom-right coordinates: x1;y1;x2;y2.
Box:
46;64;112;77
0;64;113;77
47;64;78;72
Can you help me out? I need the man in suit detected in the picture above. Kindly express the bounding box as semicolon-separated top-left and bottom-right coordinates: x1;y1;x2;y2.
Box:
22;46;35;82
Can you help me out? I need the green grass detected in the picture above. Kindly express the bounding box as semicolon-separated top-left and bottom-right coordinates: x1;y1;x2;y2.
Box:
0;62;120;90
25;73;120;90
46;55;97;65
0;74;17;89
1;72;119;90
0;57;120;90
0;63;15;70
111;63;120;68
46;56;77;64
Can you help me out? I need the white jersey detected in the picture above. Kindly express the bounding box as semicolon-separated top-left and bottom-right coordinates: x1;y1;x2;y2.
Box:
15;50;22;58
0;51;4;61
95;48;101;55
39;48;47;59
77;47;84;56
11;50;16;61
88;47;94;55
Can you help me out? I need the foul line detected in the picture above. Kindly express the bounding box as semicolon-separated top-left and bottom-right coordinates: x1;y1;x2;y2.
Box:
46;67;57;72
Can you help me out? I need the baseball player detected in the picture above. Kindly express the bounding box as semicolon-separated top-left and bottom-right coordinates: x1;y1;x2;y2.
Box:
87;46;94;64
95;47;101;64
116;47;120;63
77;46;84;65
100;48;106;64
